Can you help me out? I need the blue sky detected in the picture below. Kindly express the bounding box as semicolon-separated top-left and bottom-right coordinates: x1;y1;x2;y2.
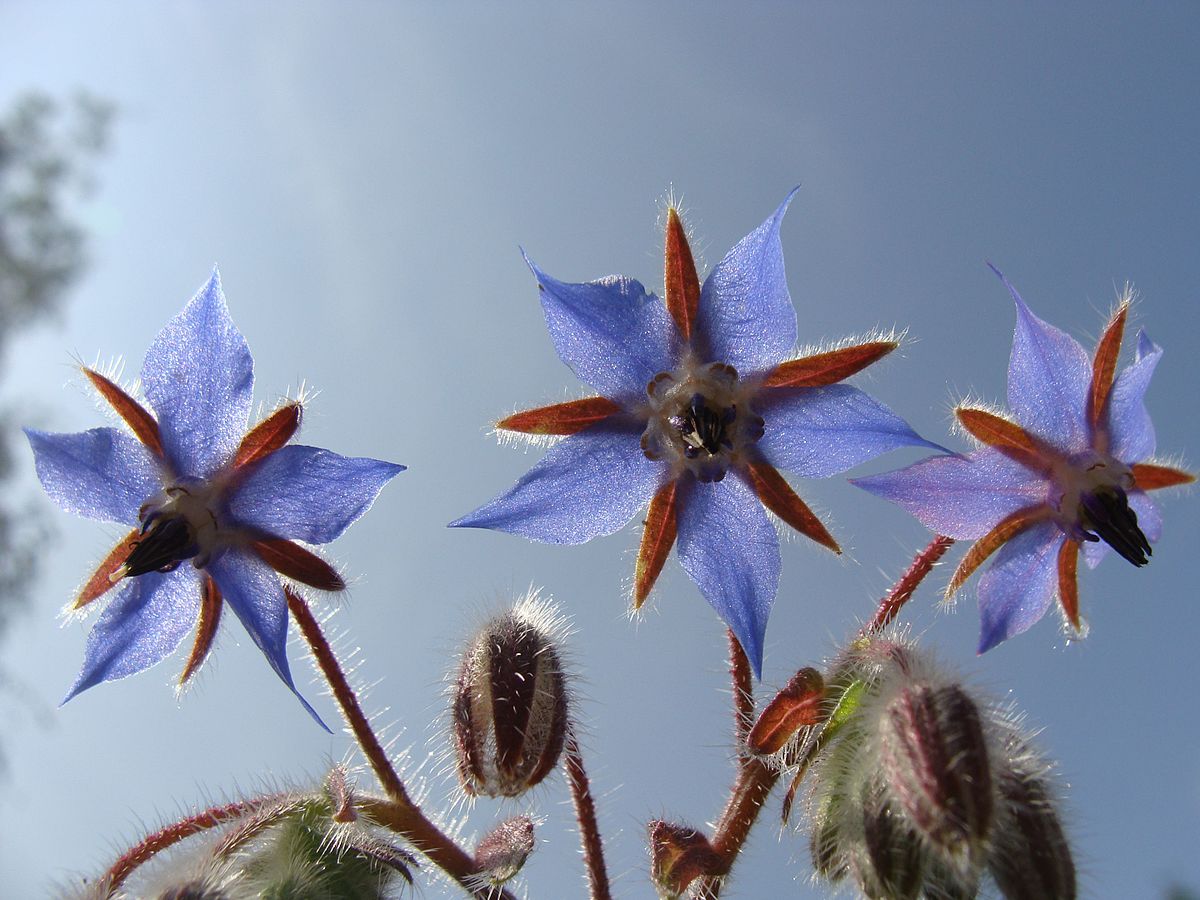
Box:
2;4;1198;897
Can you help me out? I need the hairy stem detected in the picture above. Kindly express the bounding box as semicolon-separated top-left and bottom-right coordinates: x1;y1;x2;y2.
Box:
861;534;955;636
564;728;612;900
728;628;755;747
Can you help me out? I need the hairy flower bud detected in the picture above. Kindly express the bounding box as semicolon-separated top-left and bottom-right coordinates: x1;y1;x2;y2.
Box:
859;783;924;900
474;815;536;885
989;758;1076;900
647;820;721;899
452;596;570;797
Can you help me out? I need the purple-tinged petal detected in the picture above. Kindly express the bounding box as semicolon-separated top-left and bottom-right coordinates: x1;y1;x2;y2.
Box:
675;472;780;678
1081;490;1162;570
225;445;404;545
990;265;1091;454
756;384;946;479
525;253;678;402
25;427;162;525
696;190;799;375
450;422;667;544
977;521;1064;653
1107;330;1162;463
206;547;328;730
853;449;1048;540
142;270;254;478
62;567;199;703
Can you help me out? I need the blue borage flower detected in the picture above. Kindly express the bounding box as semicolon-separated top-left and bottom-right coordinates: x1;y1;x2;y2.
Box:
25;270;404;727
452;192;940;675
855;265;1194;653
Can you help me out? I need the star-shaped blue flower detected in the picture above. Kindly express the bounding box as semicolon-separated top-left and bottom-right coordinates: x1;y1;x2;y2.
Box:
452;192;940;675
26;270;404;727
855;266;1193;652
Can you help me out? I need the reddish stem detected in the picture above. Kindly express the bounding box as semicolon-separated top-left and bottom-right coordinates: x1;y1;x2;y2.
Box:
728;629;755;747
102;798;270;895
564;728;612;900
861;534;955;636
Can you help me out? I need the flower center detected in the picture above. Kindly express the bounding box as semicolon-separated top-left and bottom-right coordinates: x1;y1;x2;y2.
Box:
640;361;763;482
114;481;222;581
1052;451;1151;566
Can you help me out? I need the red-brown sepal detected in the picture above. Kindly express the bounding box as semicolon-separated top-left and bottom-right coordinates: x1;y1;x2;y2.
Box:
634;481;678;608
1131;462;1196;491
83;368;164;458
179;575;222;685
664;207;701;341
763;341;898;388
648;820;721;898
497;397;621;435
74;529;139;610
946;505;1050;600
745;461;840;553
955;406;1054;471
1088;302;1128;444
252;538;346;591
747;667;825;755
1056;539;1081;632
233;401;302;469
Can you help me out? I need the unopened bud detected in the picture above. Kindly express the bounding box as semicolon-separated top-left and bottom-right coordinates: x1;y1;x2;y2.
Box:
452;600;570;797
989;764;1076;900
880;682;992;856
860;785;923;900
474;815;536;884
648;821;720;898
746;666;824;756
157;885;229;900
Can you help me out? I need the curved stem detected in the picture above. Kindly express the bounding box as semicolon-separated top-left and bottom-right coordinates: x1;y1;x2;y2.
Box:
728;628;754;747
564;728;613;900
861;535;955;636
287;590;507;898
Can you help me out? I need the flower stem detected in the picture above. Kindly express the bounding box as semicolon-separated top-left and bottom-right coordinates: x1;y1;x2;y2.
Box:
861;534;955;636
287;589;507;898
564;727;612;900
101;798;272;895
728;628;754;746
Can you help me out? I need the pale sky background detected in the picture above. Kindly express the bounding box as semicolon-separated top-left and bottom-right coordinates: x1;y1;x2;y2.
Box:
2;3;1199;898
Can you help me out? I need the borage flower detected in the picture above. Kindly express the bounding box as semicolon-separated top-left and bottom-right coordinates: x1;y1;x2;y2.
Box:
26;271;403;726
855;265;1193;652
452;192;939;674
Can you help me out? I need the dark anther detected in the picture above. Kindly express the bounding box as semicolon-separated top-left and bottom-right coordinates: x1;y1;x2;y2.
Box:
123;515;200;577
1079;486;1152;567
670;394;733;459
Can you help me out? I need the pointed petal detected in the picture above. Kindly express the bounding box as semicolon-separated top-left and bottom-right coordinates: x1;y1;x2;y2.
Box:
977;521;1064;653
1131;462;1195;490
1056;539;1081;632
1088;302;1128;442
451;422;666;544
990;265;1091;453
664;207;701;341
206;547;329;730
696;189;798;374
853;449;1048;540
634;481;678;607
948;505;1051;599
756;384;945;479
675;472;781;678
955;406;1056;471
141;270;254;477
1080;490;1162;570
1107;330;1163;462
179;575;223;684
251;538;345;591
525;253;678;401
26;427;161;524
745;460;839;552
226;445;404;545
498;397;622;435
233;402;302;469
82;368;164;459
74;530;140;610
62;568;199;702
762;341;898;388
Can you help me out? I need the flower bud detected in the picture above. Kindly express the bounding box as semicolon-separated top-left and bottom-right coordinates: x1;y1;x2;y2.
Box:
989;760;1076;900
474;815;536;885
647;820;721;899
452;598;570;797
859;783;923;900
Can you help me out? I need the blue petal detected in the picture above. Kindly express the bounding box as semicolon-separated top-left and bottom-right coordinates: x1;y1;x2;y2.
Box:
206;547;329;730
675;472;780;678
62;567;199;703
1081;489;1162;569
142;269;254;478
451;421;666;544
853;449;1048;540
526;253;678;402
1107;329;1162;463
696;190;799;374
990;265;1091;454
226;445;405;544
977;521;1063;653
26;427;162;525
756;384;946;479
